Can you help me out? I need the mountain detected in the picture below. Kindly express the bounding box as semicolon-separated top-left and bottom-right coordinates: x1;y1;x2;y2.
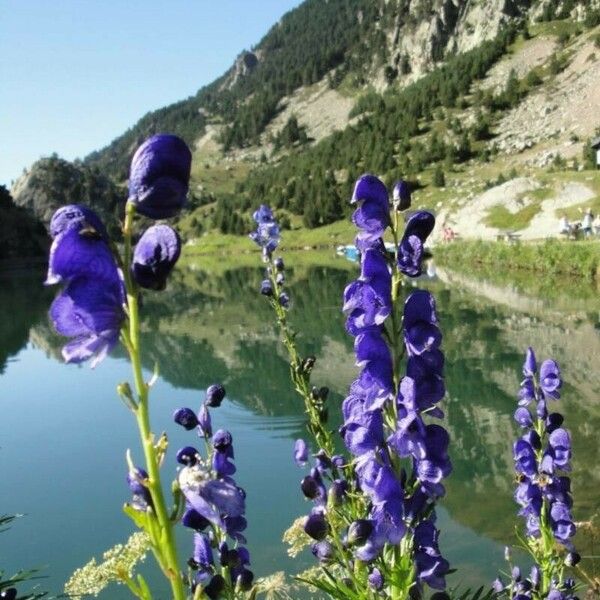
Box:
12;0;600;244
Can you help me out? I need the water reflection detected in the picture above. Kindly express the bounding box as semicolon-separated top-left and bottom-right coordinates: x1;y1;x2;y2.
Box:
3;254;600;594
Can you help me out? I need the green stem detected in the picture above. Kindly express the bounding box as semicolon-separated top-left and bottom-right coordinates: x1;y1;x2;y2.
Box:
122;204;186;600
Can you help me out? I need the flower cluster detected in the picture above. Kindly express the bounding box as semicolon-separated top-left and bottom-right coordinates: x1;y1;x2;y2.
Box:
495;348;579;599
296;174;450;595
513;349;575;548
173;385;254;597
47;134;188;367
249;204;280;261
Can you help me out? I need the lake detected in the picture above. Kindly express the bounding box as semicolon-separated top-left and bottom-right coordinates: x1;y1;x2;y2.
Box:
1;252;599;598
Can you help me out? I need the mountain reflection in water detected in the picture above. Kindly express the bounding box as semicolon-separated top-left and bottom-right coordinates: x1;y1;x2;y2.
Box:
1;255;599;596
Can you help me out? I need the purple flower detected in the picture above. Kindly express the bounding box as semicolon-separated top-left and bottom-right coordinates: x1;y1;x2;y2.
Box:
413;520;450;590
523;347;537;377
540;359;561;400
392;179;411;211
128;134;192;219
49;275;125;367
127;467;153;511
49;204;107;240
176;446;199;466
397;212;435;278
351;174;390;249
197;404;212;438
311;540;334;563
131;224;181;290
304;511;328;540
403;290;442;356
212;430;236;477
368;568;384;590
294;439;309;466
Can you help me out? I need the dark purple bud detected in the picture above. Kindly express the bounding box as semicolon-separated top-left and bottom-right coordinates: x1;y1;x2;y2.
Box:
347;519;373;545
176;446;199;465
204;574;225;599
294;439;308;466
304;512;329;541
198;405;212;437
279;292;290;309
212;430;233;452
314;449;332;471
276;272;285;285
50;204;108;240
368;568;384;591
332;455;345;469
0;589;17;600
132;225;181;290
128;134;192;219
523;347;537;377
392;179;411;211
329;479;349;504
260;279;273;297
536;399;548;419
565;552;580;566
546;412;564;433
301;476;320;499
301;356;316;373
173;407;199;430
235;569;254;591
530;566;541;588
312;540;334;563
206;384;226;407
274;257;284;271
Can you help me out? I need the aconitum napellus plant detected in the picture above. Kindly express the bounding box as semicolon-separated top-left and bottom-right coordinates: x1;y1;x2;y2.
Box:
494;349;581;600
253;174;451;599
47;134;262;600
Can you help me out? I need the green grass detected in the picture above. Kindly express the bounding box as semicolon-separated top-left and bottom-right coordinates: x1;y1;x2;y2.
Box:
484;202;542;230
436;239;600;281
530;19;583;39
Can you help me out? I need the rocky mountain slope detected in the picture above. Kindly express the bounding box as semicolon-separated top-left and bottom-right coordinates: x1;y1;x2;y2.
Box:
11;0;600;245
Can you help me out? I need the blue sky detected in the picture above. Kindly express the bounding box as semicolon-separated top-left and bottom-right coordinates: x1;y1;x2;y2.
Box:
0;0;303;186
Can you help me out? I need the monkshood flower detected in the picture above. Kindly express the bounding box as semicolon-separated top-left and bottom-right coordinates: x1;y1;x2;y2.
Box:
249;204;280;258
175;395;254;596
49;203;108;240
128;134;192;219
131;224;181;290
497;348;578;599
351;174;390;250
397;211;435;278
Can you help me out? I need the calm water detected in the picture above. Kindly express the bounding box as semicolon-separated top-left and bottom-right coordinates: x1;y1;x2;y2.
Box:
1;254;599;598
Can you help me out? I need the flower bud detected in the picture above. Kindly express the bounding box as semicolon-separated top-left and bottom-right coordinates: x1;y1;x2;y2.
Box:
274;257;284;271
132;225;181;290
128;134;192;219
206;384;226;407
301;356;316;373
235;569;254;592
0;589;17;600
392;179;411;211
279;292;290;309
276;272;285;285
260;279;273;297
368;568;384;591
328;479;348;505
173;407;199;430
197;405;212;438
565;552;581;566
301;476;319;499
294;439;308;466
204;574;225;599
176;446;199;465
127;467;149;495
311;541;334;563
182;508;210;531
347;519;373;545
304;512;328;541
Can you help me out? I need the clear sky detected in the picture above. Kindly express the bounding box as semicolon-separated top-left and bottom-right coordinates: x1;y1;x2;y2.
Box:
0;0;303;187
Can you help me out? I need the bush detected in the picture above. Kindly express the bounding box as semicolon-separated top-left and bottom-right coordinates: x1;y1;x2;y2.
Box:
432;165;446;187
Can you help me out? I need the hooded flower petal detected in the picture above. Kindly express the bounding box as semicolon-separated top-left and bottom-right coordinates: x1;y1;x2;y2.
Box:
128;134;192;219
132;224;181;290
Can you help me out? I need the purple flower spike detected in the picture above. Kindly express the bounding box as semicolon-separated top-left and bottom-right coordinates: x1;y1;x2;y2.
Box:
49;204;107;240
249;204;280;255
132;224;181;290
49;275;125;367
294;439;309;466
392;179;411;211
128;134;192;219
540;359;562;400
